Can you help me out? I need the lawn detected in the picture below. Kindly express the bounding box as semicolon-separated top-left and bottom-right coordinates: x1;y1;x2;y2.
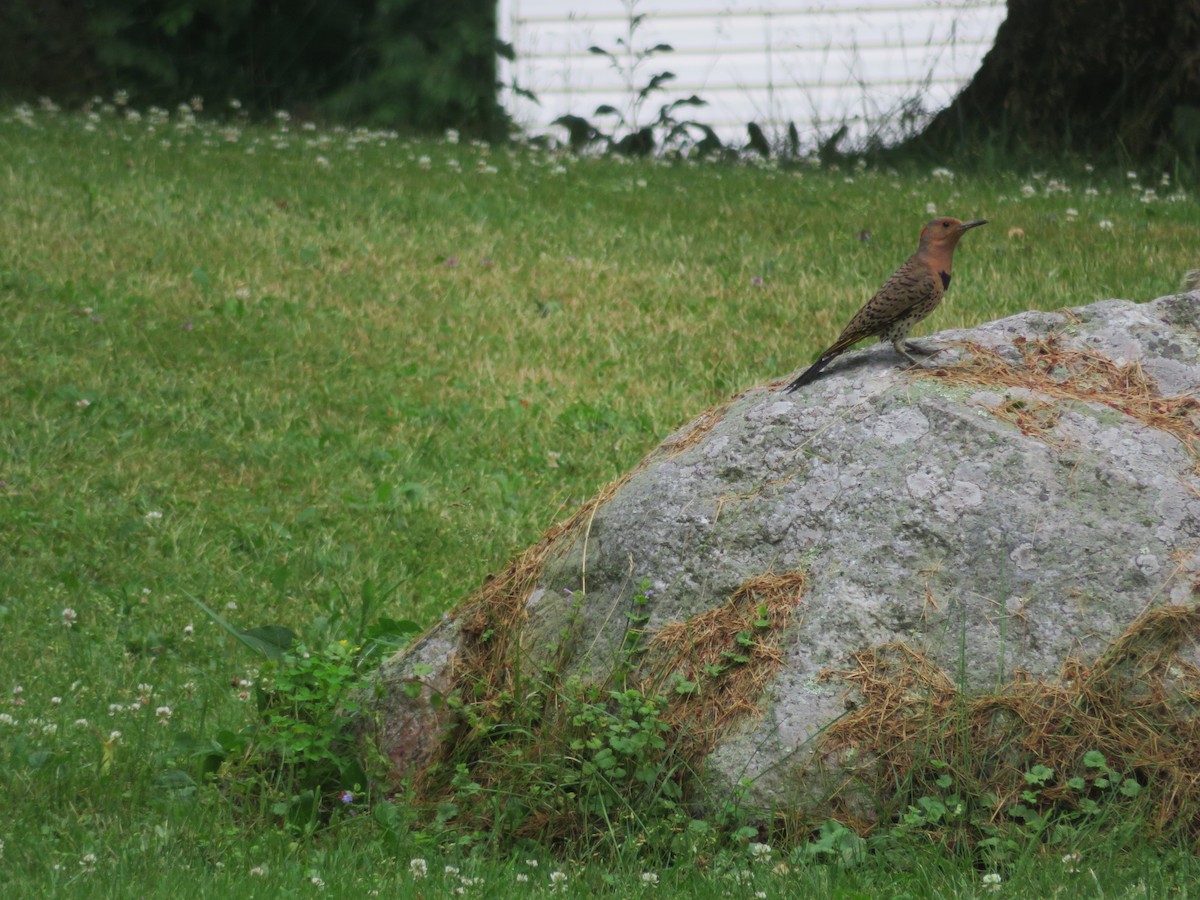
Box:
2;99;1199;896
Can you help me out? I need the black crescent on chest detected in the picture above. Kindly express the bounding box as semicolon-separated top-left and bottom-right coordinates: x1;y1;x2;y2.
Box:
939;270;951;290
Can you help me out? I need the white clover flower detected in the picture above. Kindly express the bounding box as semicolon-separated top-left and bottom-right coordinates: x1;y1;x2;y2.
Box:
183;624;194;637
1021;184;1036;197
925;202;938;214
0;713;16;726
641;871;659;885
310;875;325;889
315;156;330;169
155;706;172;724
62;608;78;628
144;510;163;524
445;128;460;144
982;872;1002;891
549;870;567;888
409;859;427;879
931;167;955;181
444;865;460;876
516;873;528;883
525;859;538;867
108;730;121;742
749;842;772;859
249;865;267;876
75;398;90;409
75;718;90;727
1062;851;1083;873
1098;219;1114;230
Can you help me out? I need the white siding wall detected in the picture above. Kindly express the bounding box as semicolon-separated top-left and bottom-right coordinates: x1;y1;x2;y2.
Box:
498;0;1006;149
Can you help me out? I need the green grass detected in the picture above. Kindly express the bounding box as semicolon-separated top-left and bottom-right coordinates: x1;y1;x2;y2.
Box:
2;102;1199;896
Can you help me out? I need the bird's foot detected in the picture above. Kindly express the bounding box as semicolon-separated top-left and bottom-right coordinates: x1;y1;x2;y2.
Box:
902;340;944;358
893;340;949;370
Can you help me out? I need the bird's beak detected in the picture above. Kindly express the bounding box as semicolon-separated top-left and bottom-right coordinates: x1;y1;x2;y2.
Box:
960;219;988;231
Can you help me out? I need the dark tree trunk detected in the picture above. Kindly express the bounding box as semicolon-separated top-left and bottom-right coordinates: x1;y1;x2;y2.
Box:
909;0;1200;165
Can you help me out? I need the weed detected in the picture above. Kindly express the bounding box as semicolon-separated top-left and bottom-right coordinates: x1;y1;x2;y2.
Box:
553;0;707;155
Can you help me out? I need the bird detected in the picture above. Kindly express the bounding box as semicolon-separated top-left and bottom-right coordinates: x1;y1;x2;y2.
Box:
782;217;988;392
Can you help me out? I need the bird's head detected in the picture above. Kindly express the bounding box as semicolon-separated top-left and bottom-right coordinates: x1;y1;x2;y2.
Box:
918;217;987;252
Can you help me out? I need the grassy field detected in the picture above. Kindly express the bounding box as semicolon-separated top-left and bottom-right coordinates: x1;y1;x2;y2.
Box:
2;100;1199;896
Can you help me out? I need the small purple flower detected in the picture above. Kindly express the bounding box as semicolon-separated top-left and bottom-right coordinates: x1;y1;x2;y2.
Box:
750;276;765;288
340;790;354;804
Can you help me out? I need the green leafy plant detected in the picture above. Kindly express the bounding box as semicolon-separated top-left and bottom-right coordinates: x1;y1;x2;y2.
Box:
553;0;707;155
175;594;419;830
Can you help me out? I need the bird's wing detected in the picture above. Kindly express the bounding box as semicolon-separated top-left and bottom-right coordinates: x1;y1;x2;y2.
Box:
836;258;939;343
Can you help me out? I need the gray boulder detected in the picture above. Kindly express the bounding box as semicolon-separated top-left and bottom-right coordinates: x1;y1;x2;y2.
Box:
363;293;1200;813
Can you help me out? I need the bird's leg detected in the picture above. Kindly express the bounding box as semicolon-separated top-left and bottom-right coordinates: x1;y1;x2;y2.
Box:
902;339;943;357
892;339;924;367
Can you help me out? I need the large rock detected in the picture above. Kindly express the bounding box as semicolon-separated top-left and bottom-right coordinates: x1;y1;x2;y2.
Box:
364;293;1200;814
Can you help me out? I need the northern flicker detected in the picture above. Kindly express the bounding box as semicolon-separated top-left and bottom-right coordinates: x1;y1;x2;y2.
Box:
783;217;987;392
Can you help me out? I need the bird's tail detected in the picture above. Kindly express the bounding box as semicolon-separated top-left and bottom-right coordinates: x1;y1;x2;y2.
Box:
783;353;837;392
783;333;862;392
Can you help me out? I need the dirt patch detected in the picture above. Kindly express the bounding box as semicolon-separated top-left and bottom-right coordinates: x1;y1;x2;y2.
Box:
920;336;1200;462
644;571;807;757
813;603;1200;841
454;470;635;695
656;397;737;458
